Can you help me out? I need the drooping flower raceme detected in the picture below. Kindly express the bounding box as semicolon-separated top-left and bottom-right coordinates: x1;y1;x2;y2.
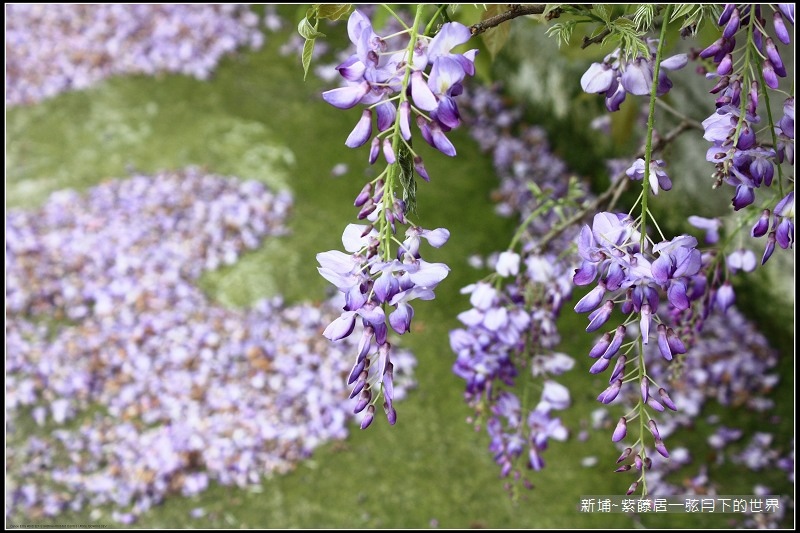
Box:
697;5;794;265
318;221;450;428
572;212;706;481
317;7;474;428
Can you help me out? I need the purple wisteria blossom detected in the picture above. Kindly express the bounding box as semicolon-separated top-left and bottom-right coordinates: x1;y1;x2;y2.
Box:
625;158;672;195
318;220;450;426
322;9;478;166
571;213;707;483
6;5;267;106
581;41;687;111
7;168;418;523
439;81;586;488
697;6;794;266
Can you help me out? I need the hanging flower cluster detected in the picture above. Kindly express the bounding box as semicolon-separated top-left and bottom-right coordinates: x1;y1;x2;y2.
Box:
317;7;477;428
322;8;478;172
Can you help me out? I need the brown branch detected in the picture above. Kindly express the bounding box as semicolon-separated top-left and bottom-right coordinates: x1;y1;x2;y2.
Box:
581;27;611;48
470;5;550;36
533;120;698;252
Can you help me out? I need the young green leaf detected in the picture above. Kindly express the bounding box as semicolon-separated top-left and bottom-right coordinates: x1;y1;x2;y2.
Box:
302;38;316;81
317;4;351;21
480;5;512;59
298;16;326;40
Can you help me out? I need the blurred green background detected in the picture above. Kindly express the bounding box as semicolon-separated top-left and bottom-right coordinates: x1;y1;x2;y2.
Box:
6;5;793;528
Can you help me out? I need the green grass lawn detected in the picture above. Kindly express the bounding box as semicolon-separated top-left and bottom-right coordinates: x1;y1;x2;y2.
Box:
6;11;793;529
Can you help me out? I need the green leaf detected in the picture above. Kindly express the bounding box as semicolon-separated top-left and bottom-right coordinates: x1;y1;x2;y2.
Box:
670;4;697;21
317;4;351;21
302;38;316;81
593;4;611;23
670;4;721;34
632;4;655;32
297;16;325;40
545;20;576;47
480;5;512;59
397;143;417;215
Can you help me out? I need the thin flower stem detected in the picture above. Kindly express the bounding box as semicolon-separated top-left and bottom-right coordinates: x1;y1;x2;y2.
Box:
534;121;694;254
647;210;666;242
636;337;649;496
640;4;672;251
424;4;449;36
379;4;426;261
380;4;410;31
508;199;556;251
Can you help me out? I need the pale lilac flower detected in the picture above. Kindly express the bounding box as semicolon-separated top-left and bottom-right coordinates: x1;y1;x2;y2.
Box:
496;251;521;277
626;158;672;195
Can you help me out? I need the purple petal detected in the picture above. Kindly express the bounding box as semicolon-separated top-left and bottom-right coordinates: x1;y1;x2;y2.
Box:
590;357;611;374
574;283;606;313
717;53;733;76
609;355;626;383
429;56;466;95
651;254;673;284
647;398;665;412
588;333;611;359
399;101;412;140
322;81;370;109
348;358;366;385
659;388;678;411
763;60;779;89
368;137;380;164
776;218;793;249
612;417;627;442
336;56;366;81
420;228;450;248
597;379;622;404
581;62;615;93
382;139;396;164
621;58;653;96
345;109;373;148
723;8;740;39
411;71;437;111
660;53;688;70
428;22;472;58
413;156;430;182
586;300;614;332
751;209;771;237
389;302;414;334
435;96;460;129
573;261;598;286
657;324;672;361
408;260;450;287
640;304;652;344
375;101;397;132
605;80;627;111
666;328;686;355
322;311;357;340
667;281;690;310
774;11;791;45
430;124;456;156
360;406;375;429
778;4;795;24
765;38;787;76
602;325;625;359
732;184;755;210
